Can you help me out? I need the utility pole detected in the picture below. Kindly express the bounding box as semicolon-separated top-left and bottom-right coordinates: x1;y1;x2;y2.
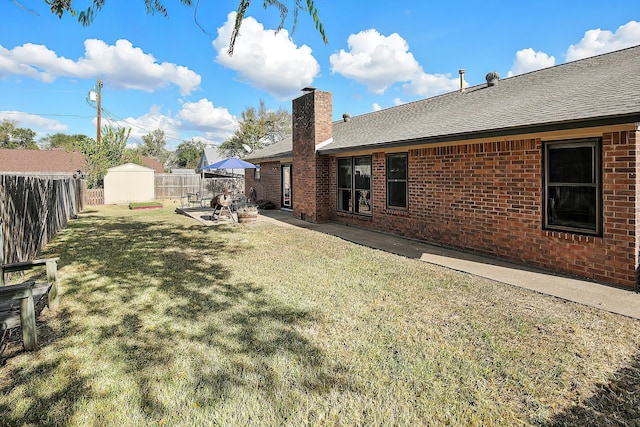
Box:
96;79;103;143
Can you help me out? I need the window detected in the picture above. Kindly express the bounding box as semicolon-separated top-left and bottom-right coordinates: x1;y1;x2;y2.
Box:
387;153;408;209
337;156;372;215
254;167;261;180
544;139;601;234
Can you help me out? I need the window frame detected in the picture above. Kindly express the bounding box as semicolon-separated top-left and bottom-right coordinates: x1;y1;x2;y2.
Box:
386;153;408;209
336;156;372;216
543;138;602;235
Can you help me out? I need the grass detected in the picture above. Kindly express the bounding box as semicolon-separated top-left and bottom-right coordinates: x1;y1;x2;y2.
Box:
1;204;639;426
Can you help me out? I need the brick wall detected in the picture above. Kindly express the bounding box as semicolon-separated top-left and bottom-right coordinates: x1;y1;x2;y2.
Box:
245;161;282;208
330;130;640;289
292;90;332;222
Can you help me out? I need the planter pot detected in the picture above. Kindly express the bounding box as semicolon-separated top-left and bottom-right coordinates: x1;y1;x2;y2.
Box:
237;212;258;223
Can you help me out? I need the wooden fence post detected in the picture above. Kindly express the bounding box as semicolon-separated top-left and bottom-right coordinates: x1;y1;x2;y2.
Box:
46;259;59;311
0;218;4;286
20;289;37;350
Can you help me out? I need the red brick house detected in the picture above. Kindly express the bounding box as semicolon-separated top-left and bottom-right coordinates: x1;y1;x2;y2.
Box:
246;45;640;290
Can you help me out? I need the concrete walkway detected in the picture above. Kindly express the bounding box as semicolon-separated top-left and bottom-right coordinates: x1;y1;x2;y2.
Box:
258;210;640;320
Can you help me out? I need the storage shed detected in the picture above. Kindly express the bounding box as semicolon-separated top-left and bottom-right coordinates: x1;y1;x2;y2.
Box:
104;163;155;204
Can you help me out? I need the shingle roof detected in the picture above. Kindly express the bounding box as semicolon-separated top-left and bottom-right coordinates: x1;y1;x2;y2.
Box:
245;137;292;161
249;45;640;160
140;156;164;173
0;148;86;173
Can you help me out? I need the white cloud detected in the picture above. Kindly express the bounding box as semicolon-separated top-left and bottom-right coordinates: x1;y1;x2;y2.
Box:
507;48;556;77
566;20;640;62
0;111;67;132
176;99;238;139
107;110;182;146
105;99;237;148
0;39;201;96
330;30;420;94
372;103;382;112
330;29;459;98
213;12;320;100
404;73;461;97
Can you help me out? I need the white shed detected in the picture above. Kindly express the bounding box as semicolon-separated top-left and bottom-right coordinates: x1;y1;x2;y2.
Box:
104;163;155;204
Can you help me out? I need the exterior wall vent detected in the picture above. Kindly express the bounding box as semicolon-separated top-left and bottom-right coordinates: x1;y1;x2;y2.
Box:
486;71;500;86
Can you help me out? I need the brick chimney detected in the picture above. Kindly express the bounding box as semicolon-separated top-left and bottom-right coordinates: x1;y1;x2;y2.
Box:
292;89;332;222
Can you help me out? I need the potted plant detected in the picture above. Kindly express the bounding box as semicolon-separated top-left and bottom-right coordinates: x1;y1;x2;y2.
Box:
236;204;259;223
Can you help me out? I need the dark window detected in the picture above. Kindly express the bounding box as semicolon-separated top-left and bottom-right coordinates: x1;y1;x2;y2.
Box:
387;153;408;208
337;156;372;215
544;139;601;234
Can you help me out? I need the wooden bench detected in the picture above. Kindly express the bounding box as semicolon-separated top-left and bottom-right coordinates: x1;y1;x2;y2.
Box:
0;257;60;351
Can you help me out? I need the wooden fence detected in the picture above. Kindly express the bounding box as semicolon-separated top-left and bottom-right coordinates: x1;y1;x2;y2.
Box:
154;174;202;199
154;174;244;199
85;188;104;206
51;174;248;207
0;175;83;266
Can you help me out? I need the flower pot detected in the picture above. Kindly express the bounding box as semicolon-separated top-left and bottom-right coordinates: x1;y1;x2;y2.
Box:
237;212;258;223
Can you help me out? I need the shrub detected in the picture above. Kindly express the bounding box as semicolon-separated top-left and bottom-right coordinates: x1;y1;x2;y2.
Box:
256;199;276;210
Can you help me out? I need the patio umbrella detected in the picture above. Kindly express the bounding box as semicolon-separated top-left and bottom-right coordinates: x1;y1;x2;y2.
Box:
201;157;259;170
201;157;259;200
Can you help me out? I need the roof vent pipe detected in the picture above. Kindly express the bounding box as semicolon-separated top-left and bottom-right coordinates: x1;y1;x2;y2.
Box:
486;71;500;87
459;69;465;92
343;113;351;122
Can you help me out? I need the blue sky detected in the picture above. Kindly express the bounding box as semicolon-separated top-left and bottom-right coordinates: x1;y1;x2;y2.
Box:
0;0;638;150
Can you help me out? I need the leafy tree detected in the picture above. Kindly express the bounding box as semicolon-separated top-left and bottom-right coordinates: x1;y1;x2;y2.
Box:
40;132;92;151
0;120;38;149
175;139;205;169
42;0;327;55
76;125;131;188
219;100;291;158
141;129;169;166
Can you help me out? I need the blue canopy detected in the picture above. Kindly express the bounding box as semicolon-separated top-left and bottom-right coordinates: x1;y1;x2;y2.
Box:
202;157;259;170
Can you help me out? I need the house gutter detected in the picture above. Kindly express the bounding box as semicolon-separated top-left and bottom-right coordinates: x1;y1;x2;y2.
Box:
318;114;640;155
245;152;293;163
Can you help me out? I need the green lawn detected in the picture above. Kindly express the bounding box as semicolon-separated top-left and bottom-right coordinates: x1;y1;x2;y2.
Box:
1;204;639;426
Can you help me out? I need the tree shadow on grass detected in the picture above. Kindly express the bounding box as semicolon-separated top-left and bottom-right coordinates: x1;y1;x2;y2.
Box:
541;351;640;426
0;210;345;425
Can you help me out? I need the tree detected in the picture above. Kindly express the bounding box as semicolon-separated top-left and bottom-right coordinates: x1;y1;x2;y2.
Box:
40;133;92;151
43;0;327;55
0;120;38;149
175;139;205;169
141;129;169;166
76;125;131;188
219;100;291;158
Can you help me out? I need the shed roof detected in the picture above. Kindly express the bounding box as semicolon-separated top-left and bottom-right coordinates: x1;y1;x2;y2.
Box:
108;162;154;172
248;44;640;161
